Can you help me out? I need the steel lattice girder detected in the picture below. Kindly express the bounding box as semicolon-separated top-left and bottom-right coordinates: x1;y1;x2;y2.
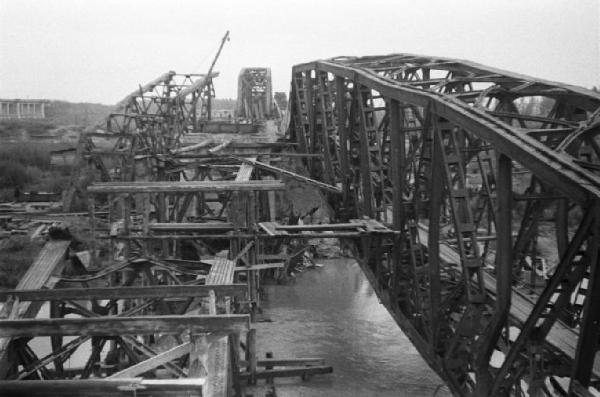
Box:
287;54;600;396
236;67;274;119
63;70;217;211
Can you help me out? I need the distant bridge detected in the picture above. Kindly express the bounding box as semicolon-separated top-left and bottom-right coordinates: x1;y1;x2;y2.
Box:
287;54;600;396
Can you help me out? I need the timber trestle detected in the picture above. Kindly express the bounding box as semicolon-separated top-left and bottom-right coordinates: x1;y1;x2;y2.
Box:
0;39;336;395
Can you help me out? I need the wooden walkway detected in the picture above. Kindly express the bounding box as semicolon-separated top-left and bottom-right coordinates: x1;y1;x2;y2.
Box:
206;257;236;286
204;257;237;397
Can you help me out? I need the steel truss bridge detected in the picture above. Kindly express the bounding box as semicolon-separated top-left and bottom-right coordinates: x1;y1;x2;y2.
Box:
287;54;600;396
1;50;600;397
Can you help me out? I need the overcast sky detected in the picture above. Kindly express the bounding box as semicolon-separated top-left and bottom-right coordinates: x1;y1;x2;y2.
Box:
1;0;599;104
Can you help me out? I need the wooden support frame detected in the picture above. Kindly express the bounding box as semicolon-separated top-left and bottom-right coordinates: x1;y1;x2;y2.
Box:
0;315;250;337
0;284;247;302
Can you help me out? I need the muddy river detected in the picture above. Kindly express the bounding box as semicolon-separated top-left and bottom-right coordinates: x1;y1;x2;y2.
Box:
252;259;452;397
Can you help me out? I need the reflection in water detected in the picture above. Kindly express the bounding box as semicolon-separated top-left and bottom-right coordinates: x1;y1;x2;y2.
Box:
253;259;452;397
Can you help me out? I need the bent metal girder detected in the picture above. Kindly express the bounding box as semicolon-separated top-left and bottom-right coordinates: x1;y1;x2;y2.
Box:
288;54;600;396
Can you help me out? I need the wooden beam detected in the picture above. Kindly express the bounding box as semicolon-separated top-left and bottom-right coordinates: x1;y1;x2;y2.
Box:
0;284;247;302
0;239;69;377
239;357;325;367
235;159;255;182
229;155;342;194
149;222;234;232
110;342;192;378
234;263;284;272
0;315;250;337
88;180;285;194
0;378;205;397
238;365;333;380
274;223;364;231
204;336;230;397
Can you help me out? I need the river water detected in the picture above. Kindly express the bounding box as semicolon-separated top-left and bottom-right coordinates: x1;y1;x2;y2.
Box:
252;259;452;397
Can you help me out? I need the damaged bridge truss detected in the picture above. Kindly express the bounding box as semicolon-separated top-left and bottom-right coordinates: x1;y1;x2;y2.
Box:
287;54;600;396
0;54;346;395
62;68;218;211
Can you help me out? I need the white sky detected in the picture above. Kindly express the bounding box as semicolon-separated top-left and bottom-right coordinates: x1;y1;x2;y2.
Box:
1;0;599;104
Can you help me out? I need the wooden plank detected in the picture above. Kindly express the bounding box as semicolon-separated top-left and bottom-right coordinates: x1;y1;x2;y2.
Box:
234;263;285;272
149;222;234;232
206;258;236;285
238;365;333;380
240;358;326;367
204;336;230;397
258;221;285;236
275;222;364;231
0;315;250;337
88;180;285;194
189;335;209;378
13;240;69;292
0;284;247;302
235;158;256;182
0;378;205;396
0;240;69;377
230;155;342;194
109;342;192;378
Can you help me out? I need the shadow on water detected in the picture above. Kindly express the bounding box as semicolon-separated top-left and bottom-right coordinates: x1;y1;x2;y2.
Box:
252;259;452;397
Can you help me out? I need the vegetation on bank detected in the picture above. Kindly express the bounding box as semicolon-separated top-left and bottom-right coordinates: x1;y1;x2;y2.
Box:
0;119;56;137
0;131;72;201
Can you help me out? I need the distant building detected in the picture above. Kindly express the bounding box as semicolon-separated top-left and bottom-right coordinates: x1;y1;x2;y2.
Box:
0;99;49;119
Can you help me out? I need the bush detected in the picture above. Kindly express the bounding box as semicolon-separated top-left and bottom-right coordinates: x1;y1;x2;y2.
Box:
0;161;32;189
0;142;50;168
0;120;55;136
27;171;70;193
